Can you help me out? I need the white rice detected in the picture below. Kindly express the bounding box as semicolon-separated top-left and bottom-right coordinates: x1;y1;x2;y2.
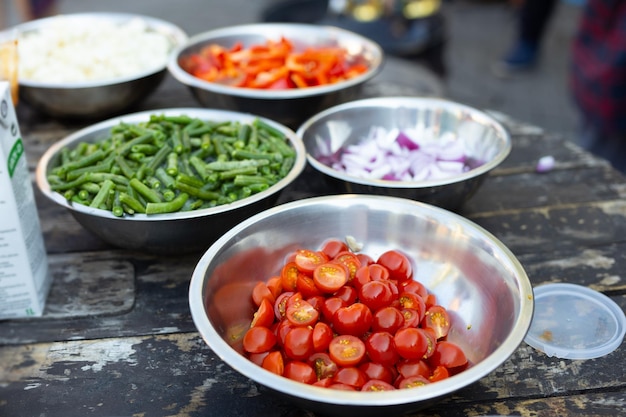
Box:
18;17;171;83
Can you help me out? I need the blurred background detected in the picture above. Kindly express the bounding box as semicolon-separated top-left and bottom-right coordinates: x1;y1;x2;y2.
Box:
1;0;583;139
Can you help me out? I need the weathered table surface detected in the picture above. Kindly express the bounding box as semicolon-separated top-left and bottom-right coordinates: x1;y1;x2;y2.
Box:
1;57;625;417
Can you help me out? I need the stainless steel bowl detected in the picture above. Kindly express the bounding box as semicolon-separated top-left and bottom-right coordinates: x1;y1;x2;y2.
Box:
189;194;534;416
297;97;511;210
35;108;306;254
167;23;384;129
7;13;188;119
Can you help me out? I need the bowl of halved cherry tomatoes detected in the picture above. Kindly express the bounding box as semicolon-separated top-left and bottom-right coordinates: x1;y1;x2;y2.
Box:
188;194;534;416
167;23;383;128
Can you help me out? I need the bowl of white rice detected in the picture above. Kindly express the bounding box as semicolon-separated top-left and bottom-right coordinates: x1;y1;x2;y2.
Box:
2;12;187;119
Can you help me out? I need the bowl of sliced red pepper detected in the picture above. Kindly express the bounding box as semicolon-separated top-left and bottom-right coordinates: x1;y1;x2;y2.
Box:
167;23;384;128
189;194;534;416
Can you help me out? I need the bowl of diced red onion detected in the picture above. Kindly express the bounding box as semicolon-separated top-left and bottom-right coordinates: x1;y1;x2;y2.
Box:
296;97;511;210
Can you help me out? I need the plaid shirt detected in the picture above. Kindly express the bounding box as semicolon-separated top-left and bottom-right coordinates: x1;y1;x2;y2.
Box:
570;0;626;135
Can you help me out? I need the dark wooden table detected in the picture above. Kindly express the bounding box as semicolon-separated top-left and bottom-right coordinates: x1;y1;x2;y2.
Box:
1;57;625;417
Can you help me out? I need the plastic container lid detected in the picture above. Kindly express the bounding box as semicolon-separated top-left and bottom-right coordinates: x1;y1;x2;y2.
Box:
524;283;626;359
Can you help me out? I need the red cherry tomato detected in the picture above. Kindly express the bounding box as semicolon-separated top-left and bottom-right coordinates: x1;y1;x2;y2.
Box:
294;249;329;274
286;298;319;327
376;250;413;282
283;326;314;360
365;331;399;367
362;379;396;391
275;319;296;347
321;296;347;322
422;305;451;339
396;375;430;389
328;335;366;367
334;285;358;305
296;273;322;298
396;359;430;379
280;262;301;292
274;291;294;320
243;326;277;354
372;306;405;334
332;367;368;389
398;292;426;321
332;251;362;281
266;276;283;300
394;327;428;360
401;280;428;299
252;281;275;307
359;280;394;311
332;303;373;337
429;365;450;382
312;321;333;352
309;352;338;380
400;308;421;328
251;298;275;328
359;361;394;384
284;361;317;384
262;351;285;376
313;262;349;293
320;239;349;259
429;341;468;368
355;253;374;267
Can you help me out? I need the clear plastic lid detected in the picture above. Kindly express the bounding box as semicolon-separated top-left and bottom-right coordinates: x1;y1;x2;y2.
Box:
524;283;626;359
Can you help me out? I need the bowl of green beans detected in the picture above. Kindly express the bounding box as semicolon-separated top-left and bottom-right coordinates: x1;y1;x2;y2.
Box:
35;108;307;253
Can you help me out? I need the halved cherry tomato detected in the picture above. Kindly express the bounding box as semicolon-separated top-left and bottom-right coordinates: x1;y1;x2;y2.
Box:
400;308;421;328
284;360;317;384
281;262;301;292
359;280;394;311
296;273;322;298
262;351;285;376
398;292;426;321
309;352;338;380
332;367;368;389
394;327;428;360
362;379;396;391
320;239;349;259
377;250;413;282
294;249;329;275
334;285;358;305
401;280;428;299
313;262;349;293
328;335;366;367
396;359;430;379
266;276;283;300
252;281;275;307
251;298;275;328
332;251;362;281
321;296;347;322
397;375;430;389
359;362;394;384
332;303;373;337
429;341;468;368
365;331;399;367
429;365;449;382
312;321;333;353
286;297;319;327
248;351;269;367
372;306;405;334
243;326;276;353
283;326;314;360
422;305;451;339
274;291;294;321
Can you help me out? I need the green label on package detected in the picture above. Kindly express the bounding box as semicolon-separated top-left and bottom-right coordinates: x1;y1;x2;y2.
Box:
7;137;24;178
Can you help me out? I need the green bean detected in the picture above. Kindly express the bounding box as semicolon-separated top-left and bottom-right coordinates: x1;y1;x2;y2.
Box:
129;178;162;204
233;175;273;187
115;155;136;179
80;182;101;195
53;149;108;176
119;192;146;214
218;166;258;180
166;152;179;176
115;132;154;156
155;167;175;189
112;191;124;217
131;144;159;155
174;181;221;201
90;179;115;208
145;192;189;214
205;159;269;171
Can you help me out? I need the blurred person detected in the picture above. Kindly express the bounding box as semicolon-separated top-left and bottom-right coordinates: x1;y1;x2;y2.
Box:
570;0;626;173
492;0;559;76
1;0;56;29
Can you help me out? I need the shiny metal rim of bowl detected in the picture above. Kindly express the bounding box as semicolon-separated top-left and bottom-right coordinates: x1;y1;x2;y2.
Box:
35;107;307;222
188;194;534;408
167;22;384;99
7;12;188;88
297;96;512;188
